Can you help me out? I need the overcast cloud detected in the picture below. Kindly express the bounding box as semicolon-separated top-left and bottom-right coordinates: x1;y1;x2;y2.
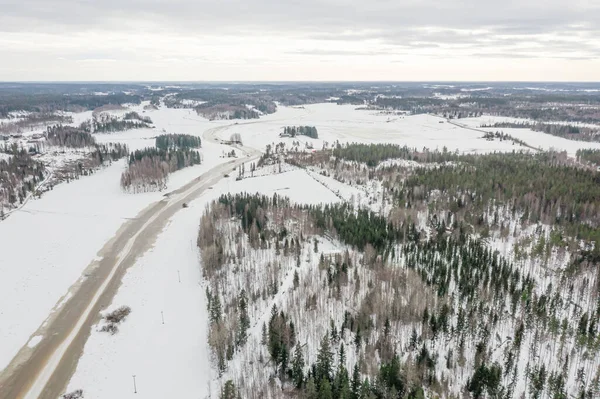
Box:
0;0;598;80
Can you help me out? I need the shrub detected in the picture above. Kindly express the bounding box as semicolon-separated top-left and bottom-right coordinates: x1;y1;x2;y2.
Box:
100;305;131;335
62;389;83;399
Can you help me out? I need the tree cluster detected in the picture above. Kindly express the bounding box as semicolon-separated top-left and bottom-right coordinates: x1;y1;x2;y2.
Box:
46;124;96;148
0;91;141;118
481;121;600;142
123;111;153;124
80;116;151;133
0;146;45;208
577;149;600;166
282;126;319;139
120;147;201;193
481;131;530;147
400;151;600;246
155;134;201;150
311;203;399;253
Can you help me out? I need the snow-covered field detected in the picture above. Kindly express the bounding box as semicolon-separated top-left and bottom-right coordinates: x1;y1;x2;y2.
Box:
210;104;522;154
458;116;600;156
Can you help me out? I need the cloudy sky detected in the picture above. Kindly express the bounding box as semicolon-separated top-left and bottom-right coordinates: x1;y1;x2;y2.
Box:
1;0;599;81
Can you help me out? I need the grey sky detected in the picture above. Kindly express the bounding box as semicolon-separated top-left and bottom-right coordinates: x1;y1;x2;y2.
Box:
1;0;598;80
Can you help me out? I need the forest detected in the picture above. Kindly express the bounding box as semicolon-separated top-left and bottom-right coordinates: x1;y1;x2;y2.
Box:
330;143;463;167
332;143;415;167
399;151;600;246
0;112;73;135
46;125;96;148
123;111;153;124
199;185;600;399
80;116;151;133
577;149;600;166
164;89;277;117
0;140;127;214
155;134;201;150
195;104;260;120
242;143;600;398
0;147;45;211
120;147;202;193
0;91;141;118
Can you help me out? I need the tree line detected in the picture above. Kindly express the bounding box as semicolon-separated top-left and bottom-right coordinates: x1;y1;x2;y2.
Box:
123;111;152;124
481;121;600;142
155;134;201;150
46;125;96;148
0;92;141;118
481;131;530;148
80;117;151;134
0;147;45;209
400;151;600;248
577;149;600;166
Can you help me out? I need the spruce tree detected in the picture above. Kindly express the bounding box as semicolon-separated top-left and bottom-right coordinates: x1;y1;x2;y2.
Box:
237;290;250;346
292;345;305;388
316;333;334;384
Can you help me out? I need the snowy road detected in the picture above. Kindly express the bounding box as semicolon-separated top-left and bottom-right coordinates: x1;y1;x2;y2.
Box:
0;125;260;399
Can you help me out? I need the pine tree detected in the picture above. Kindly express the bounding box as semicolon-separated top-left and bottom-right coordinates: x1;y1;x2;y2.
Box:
351;363;361;399
293;269;300;289
305;377;318;399
210;294;222;324
319;378;333;399
237;289;250;346
292;345;305;388
316;333;334;384
261;322;267;345
334;343;350;399
220;380;237;399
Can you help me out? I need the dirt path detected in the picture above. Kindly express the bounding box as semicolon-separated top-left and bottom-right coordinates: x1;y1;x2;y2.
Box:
0;124;259;399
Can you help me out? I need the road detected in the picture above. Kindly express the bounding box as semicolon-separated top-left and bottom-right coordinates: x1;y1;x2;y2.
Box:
0;123;259;399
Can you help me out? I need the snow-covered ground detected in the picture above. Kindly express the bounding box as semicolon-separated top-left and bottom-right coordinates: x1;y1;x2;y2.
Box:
4;100;600;396
64;164;348;398
0;141;233;370
232;169;341;205
210;104;522;154
0;102;238;370
65;186;215;398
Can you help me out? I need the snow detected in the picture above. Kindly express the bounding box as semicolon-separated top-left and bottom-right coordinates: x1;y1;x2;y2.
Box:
65;159;349;398
5;99;600;396
0;157;217;370
65;198;213;398
459;116;600;156
26;336;43;349
1;102;530;371
207;103;522;154
0;111;232;370
231;169;341;205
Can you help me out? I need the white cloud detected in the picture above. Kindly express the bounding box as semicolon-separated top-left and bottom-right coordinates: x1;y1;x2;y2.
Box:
0;0;598;80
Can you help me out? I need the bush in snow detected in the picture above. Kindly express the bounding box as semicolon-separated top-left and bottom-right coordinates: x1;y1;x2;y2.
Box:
62;389;83;399
100;305;131;335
